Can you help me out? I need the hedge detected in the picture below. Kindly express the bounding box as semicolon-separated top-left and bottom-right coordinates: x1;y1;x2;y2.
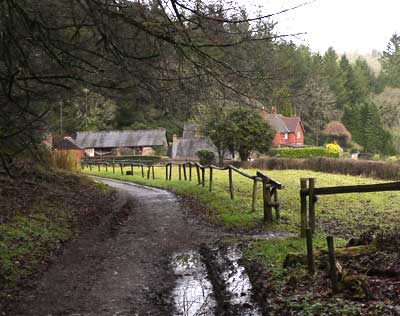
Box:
242;157;400;181
270;147;339;159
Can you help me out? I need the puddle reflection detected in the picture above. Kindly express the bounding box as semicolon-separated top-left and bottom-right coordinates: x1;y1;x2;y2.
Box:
171;251;216;316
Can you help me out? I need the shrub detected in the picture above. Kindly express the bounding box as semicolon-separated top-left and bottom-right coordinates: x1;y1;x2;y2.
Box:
270;147;339;159
387;156;398;162
51;150;78;171
325;143;340;156
196;149;215;165
372;154;381;161
242;157;400;181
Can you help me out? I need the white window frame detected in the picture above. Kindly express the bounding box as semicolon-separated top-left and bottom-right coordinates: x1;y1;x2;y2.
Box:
283;133;288;140
297;131;301;139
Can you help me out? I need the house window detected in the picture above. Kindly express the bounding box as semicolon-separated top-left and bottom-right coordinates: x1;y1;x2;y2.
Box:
297;131;301;139
283;133;288;140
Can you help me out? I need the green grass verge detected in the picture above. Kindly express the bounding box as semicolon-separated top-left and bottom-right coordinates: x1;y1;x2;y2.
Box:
83;166;400;235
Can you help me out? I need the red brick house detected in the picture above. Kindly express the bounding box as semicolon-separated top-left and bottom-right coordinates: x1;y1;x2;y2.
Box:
262;107;305;147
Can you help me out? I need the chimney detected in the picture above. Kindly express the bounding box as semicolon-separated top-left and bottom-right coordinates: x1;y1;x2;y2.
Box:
271;106;277;115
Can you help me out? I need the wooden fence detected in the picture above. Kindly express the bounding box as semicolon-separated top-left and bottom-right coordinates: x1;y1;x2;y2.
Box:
82;160;283;223
165;162;283;223
300;178;400;237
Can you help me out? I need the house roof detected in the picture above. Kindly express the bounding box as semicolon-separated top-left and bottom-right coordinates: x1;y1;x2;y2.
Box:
172;138;218;159
182;123;197;139
71;129;167;149
264;114;302;133
53;137;82;150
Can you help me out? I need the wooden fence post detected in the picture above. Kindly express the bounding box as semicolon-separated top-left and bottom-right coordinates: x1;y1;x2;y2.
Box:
169;163;172;180
152;166;155;179
98;163;100;172
178;164;182;180
228;167;234;199
300;178;308;238
141;165;144;177
183;163;187;181
130;164;133;175
105;163;108;172
120;164;123;175
263;182;273;223
196;164;201;184
306;228;315;275
165;164;169;180
327;236;339;293
209;167;213;192
189;163;192;181
273;187;280;220
201;167;205;187
308;178;316;234
147;166;150;179
251;179;257;212
112;163;115;174
89;163;92;171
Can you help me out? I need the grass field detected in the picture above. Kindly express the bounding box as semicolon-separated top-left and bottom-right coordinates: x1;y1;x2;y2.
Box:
83;165;400;237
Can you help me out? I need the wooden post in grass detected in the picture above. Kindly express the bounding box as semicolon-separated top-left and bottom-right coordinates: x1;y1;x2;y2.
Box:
273;187;280;220
327;236;339;293
152;166;155;179
300;178;308;238
308;178;316;234
169;163;172;180
201;167;205;187
105;163;108;172
147;166;150;179
189;163;192;181
89;163;92;171
306;228;315;275
183;163;187;180
98;163;100;172
228;167;234;199
112;163;115;174
263;182;273;223
196;164;201;184
130;164;133;175
251;179;257;212
178;164;182;180
209;167;213;192
141;165;144;177
120;164;123;175
165;164;168;180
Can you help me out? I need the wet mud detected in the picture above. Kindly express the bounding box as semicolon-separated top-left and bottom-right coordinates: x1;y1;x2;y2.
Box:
172;245;264;316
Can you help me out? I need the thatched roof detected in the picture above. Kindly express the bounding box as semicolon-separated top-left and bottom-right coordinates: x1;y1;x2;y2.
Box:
323;121;351;139
70;129;167;149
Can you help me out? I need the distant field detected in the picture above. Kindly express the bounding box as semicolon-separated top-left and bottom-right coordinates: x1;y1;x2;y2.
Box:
83;166;400;237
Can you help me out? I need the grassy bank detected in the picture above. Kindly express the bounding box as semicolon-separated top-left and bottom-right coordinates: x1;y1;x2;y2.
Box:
0;168;114;301
83;165;400;236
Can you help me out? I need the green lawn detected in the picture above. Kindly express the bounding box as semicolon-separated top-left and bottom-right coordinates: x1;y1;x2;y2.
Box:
82;165;400;237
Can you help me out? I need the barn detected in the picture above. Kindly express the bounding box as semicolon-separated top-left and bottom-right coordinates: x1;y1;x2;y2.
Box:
53;129;168;158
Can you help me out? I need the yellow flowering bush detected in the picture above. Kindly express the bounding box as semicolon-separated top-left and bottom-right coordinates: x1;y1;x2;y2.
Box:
325;143;340;157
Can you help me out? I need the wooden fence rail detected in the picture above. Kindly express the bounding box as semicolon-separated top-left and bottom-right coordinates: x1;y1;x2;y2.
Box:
165;162;283;223
83;160;284;223
299;179;400;237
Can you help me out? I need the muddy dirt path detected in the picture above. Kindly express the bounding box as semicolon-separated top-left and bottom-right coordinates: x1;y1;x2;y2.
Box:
5;178;279;316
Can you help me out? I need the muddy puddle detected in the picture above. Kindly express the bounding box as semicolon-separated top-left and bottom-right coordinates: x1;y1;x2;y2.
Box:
218;246;262;316
171;246;262;316
171;251;217;316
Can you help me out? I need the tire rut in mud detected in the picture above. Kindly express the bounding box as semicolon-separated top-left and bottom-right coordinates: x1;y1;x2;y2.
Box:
171;243;265;316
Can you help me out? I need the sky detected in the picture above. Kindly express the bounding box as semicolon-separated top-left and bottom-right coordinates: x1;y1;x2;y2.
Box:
238;0;400;54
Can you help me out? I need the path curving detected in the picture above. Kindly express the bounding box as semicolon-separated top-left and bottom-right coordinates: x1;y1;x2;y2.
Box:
7;178;219;316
